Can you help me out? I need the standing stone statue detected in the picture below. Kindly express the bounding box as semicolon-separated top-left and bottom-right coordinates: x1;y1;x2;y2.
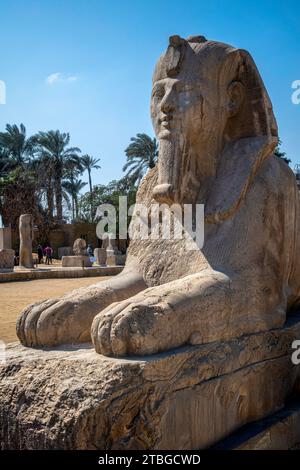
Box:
61;238;92;268
73;238;88;256
105;233;116;267
94;247;106;265
0;226;12;250
19;214;33;269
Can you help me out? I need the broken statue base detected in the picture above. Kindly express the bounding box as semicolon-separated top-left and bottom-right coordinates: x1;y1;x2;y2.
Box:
61;255;92;268
1;315;300;450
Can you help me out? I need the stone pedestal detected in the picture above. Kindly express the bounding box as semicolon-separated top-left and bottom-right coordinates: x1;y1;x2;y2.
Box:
0;249;14;272
94;248;106;265
106;248;116;267
61;255;92;268
1;315;300;450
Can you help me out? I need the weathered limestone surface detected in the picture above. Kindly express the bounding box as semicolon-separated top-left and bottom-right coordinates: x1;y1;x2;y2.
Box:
1;316;300;450
106;253;116;267
19;214;33;269
61;238;93;267
6;35;300;450
73;238;88;256
94;247;106;265
61;255;92;268
0;248;14;272
213;397;300;450
0;266;123;282
15;36;300;357
0;227;12;250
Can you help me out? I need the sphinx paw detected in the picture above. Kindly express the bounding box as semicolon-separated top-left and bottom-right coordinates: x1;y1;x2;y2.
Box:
16;298;60;346
91;293;179;357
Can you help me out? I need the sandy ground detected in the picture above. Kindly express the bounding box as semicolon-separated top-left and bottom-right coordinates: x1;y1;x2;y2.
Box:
0;276;111;344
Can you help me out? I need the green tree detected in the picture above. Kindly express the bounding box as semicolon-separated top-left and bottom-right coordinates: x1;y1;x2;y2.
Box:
62;178;87;220
0;124;41;227
81;154;101;221
274;140;291;165
77;178;137;249
0;123;36;167
0;147;11;177
123;133;158;186
29;154;55;222
0;166;44;228
34;130;81;221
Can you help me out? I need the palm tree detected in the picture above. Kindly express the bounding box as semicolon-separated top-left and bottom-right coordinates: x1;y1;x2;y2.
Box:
29;154;55;222
81;154;101;220
123;133;158;186
35;130;81;221
62;178;87;220
0;124;41;227
0;123;36;167
0;147;11;177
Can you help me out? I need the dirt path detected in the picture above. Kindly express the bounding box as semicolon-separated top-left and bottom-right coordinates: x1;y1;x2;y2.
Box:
0;277;112;344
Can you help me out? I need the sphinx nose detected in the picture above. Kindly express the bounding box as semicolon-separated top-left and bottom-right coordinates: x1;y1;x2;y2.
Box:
160;92;175;114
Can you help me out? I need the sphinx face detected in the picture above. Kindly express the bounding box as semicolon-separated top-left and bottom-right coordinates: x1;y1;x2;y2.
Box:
151;77;204;142
151;65;226;205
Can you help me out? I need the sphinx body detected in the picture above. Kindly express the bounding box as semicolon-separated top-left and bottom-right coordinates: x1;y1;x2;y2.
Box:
16;36;300;356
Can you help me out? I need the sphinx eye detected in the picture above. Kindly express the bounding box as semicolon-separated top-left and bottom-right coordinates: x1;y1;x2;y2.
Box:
152;87;164;100
178;83;193;94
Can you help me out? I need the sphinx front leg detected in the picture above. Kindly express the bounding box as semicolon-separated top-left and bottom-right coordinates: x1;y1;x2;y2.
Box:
92;268;287;357
17;270;146;347
91;270;235;356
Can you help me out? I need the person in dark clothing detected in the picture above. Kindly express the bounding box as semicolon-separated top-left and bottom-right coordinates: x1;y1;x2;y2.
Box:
37;245;44;264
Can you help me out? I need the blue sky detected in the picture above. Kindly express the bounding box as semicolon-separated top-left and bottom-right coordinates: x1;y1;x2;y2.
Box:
0;0;299;186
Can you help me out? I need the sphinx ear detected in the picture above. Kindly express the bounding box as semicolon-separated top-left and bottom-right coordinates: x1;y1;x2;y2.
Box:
227;81;245;117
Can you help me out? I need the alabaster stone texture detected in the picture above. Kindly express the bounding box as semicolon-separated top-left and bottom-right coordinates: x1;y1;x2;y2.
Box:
1;35;299;449
16;36;300;356
1;316;300;449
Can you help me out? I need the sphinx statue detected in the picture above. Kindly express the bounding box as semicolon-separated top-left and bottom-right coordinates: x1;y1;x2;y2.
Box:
17;35;300;358
1;35;299;451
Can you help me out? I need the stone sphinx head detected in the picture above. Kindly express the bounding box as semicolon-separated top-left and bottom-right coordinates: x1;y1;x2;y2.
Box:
151;35;278;206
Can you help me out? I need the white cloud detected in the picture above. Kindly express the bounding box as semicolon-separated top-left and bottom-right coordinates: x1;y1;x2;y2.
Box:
67;75;78;82
46;73;78;85
46;72;61;85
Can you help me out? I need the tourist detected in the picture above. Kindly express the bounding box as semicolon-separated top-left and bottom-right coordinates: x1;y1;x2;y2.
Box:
14;249;19;266
37;245;43;264
44;245;53;265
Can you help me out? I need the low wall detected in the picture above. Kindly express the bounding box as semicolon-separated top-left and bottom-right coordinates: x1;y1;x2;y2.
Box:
0;266;123;283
